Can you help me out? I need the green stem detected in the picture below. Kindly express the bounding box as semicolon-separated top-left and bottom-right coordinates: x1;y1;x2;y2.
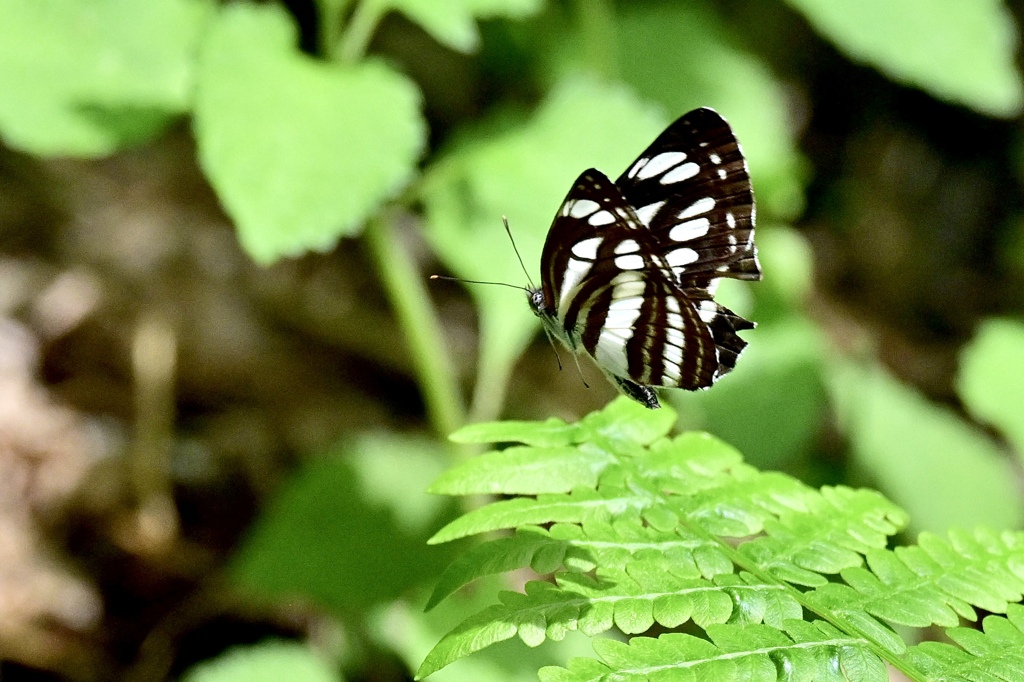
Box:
573;0;618;80
317;0;346;58
364;213;465;438
337;0;385;62
468;345;512;426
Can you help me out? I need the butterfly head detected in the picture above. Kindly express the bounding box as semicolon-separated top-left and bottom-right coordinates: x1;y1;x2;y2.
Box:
527;287;548;318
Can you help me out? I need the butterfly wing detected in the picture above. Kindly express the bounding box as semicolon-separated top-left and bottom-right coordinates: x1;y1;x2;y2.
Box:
535;170;728;401
614;107;759;288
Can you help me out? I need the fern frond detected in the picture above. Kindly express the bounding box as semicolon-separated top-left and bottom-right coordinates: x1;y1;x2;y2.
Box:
539;622;887;682
905;603;1024;679
805;528;1024;631
418;398;1024;681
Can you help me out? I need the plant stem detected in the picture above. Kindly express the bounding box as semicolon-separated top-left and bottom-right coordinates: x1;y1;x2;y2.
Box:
468;345;511;426
317;0;347;58
573;0;618;80
364;213;465;438
337;0;385;62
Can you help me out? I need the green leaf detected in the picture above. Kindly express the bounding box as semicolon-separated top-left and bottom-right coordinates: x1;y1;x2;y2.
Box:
740;487;907;586
905;604;1024;679
804;526;1024;644
380;586;594;682
421;78;665;418
194;3;425;263
423;400;1024;677
450;417;577;447
378;0;542;53
428;488;645;544
181;640;341;682
830;363;1024;533
416;605;519;678
428;445;615;495
229;434;455;613
547;627;884;682
958;318;1024;458
578;395;677;446
0;0;213;156
426;527;557;610
784;0;1024;117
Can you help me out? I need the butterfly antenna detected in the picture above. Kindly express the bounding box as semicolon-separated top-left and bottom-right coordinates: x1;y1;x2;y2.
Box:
502;216;536;290
429;275;529;292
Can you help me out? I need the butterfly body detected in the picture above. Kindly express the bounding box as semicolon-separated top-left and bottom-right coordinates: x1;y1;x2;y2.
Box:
528;108;760;409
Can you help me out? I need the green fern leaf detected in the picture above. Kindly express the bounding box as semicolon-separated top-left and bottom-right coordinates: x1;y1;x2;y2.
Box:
539;623;886;682
428;487;651;544
420;397;1024;680
739;486;907;586
905;604;1024;679
427;444;616;495
449;416;578;447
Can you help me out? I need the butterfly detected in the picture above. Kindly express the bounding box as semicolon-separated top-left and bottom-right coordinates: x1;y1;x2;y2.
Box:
527;107;760;409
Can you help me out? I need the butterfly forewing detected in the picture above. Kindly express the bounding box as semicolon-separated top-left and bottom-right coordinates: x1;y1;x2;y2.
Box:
615;107;758;288
530;107;760;408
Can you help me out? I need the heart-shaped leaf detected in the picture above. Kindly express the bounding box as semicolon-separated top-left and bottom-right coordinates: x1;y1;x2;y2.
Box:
194;3;425;263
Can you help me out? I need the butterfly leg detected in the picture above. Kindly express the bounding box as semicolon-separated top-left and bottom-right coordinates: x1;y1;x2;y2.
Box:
610;375;660;410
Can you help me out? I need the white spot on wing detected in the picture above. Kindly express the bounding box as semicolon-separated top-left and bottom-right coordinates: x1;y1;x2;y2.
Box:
571;237;602;259
596;330;629;377
615;254;645;270
596;290;644;378
627;157;648;179
666;327;684;348
560;258;592;304
679;197;716;219
634;201;664;226
697;300;718;323
726;212;736;228
666;248;699;268
605;295;643;329
568;199;599;218
669;218;711;242
664;343;683;367
717;168;727;179
663;363;681;383
709;153;721;164
614;239;639;254
611;274;645;299
636;151;687;180
660;162;700;184
588;210;615;226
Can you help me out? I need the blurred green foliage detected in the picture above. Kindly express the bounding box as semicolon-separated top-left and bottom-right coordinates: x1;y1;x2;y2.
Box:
195;4;425;261
2;0;1024;679
784;0;1024;116
181;641;342;682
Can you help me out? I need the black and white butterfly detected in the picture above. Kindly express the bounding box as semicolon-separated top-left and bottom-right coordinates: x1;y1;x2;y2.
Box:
528;107;760;409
